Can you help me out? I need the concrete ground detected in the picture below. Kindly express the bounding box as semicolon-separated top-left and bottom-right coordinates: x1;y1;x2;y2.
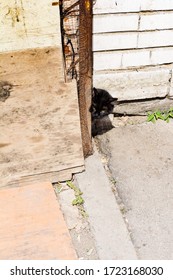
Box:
2;115;172;260
55;182;99;260
75;148;137;259
59;116;173;260
93;116;173;259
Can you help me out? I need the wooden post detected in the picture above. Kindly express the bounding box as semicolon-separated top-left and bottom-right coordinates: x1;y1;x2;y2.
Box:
78;0;93;157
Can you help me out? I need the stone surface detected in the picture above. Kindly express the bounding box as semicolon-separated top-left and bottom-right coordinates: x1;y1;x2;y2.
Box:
94;68;170;100
75;149;137;260
97;118;173;259
113;98;173;115
56;183;99;260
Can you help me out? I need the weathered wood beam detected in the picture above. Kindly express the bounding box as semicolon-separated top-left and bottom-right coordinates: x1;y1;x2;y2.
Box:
78;0;93;157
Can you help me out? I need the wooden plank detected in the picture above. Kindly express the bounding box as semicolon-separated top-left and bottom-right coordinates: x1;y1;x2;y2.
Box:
0;47;84;188
1;166;84;189
0;182;77;259
78;0;93;157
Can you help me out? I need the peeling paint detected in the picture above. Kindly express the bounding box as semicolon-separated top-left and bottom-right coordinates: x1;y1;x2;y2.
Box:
0;1;61;52
5;7;21;27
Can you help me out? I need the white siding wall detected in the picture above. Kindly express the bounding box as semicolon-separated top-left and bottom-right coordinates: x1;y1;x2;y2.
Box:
93;0;173;100
0;0;61;52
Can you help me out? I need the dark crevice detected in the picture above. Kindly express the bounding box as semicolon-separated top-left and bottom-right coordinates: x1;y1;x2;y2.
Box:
117;95;167;105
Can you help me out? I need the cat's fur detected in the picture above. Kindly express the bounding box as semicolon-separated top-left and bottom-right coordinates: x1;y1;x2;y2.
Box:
90;87;118;119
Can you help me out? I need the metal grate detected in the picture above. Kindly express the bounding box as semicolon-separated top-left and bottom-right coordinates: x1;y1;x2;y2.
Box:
59;0;80;82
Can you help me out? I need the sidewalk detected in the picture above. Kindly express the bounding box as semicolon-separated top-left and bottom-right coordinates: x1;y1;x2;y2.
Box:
75;148;137;259
96;117;173;259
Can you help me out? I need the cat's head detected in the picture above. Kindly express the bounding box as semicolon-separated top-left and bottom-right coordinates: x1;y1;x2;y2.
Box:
91;87;118;118
93;87;117;101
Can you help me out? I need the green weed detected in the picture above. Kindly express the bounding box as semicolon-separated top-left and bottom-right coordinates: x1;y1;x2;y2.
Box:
147;108;173;123
66;180;84;206
66;180;88;217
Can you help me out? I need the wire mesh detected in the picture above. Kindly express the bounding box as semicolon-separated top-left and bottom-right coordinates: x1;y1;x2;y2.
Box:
59;0;79;81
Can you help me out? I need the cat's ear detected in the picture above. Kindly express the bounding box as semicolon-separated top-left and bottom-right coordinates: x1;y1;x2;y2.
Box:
110;97;118;104
93;87;98;96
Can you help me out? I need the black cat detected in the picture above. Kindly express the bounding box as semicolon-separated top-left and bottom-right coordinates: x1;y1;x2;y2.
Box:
90;87;118;119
